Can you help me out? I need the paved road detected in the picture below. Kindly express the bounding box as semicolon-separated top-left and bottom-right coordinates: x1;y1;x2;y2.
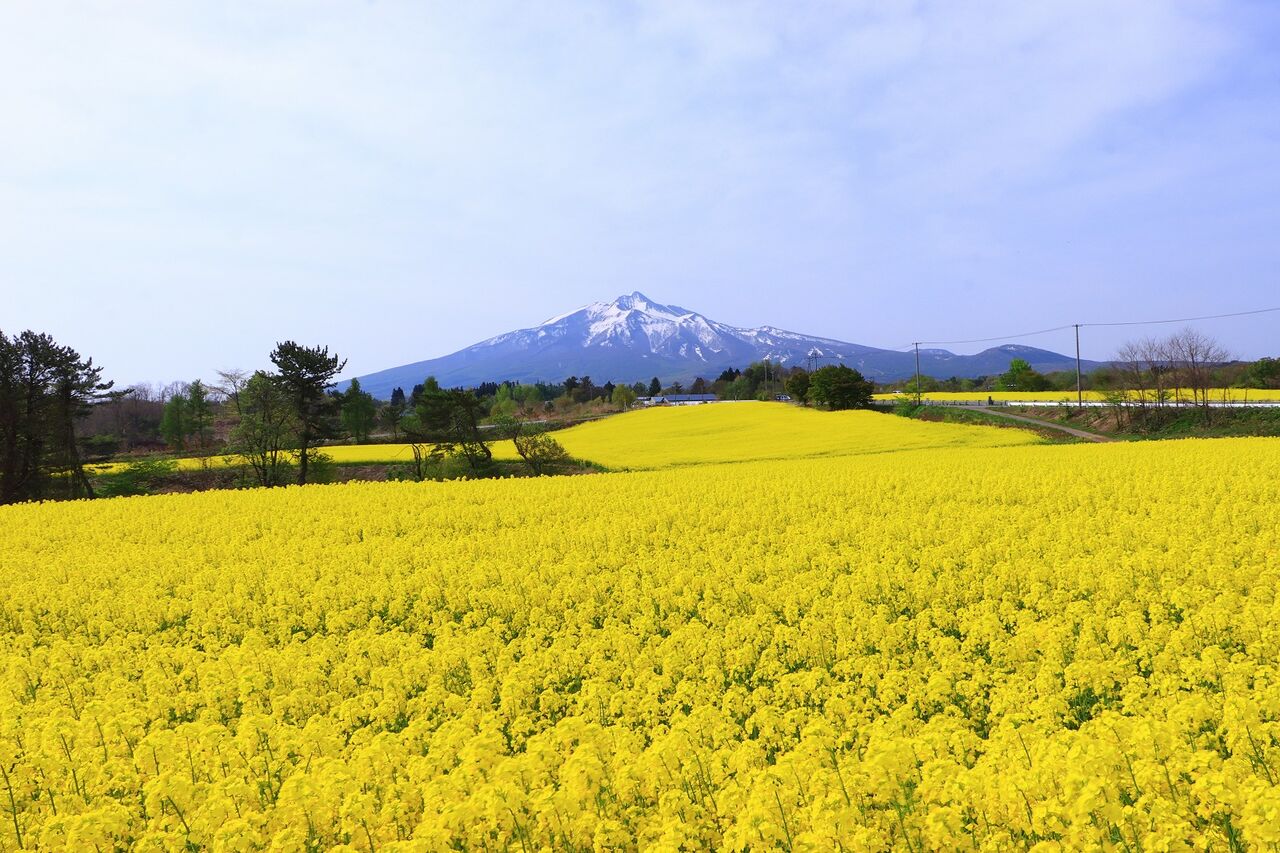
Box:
964;406;1114;442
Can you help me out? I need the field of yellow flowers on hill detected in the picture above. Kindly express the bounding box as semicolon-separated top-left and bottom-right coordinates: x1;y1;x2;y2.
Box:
2;408;1279;850
99;401;1037;472
532;402;1039;469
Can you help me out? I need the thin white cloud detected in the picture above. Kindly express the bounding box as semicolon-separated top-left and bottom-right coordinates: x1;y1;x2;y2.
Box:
0;1;1275;383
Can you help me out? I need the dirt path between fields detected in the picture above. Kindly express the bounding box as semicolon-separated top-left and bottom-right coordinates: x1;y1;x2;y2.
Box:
965;406;1114;443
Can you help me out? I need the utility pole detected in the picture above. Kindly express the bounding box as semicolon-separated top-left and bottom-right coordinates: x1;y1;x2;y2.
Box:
1074;324;1083;412
914;342;921;405
807;351;837;374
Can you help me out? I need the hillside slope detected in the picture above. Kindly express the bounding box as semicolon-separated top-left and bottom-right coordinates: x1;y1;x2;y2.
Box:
348;293;1097;396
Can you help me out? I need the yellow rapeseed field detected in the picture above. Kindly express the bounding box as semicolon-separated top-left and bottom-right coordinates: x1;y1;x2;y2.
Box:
3;408;1279;850
101;401;1034;473
93;396;1280;476
533;402;1037;469
874;389;1280;403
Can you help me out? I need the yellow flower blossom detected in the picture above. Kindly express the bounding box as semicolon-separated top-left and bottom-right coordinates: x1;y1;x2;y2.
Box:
1;408;1277;848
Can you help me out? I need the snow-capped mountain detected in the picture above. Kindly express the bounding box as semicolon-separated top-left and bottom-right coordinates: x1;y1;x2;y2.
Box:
348;292;1093;397
478;292;756;363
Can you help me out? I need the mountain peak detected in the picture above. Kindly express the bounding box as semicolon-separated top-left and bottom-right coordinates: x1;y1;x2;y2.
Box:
606;291;685;316
541;291;676;327
612;291;653;309
347;295;1095;396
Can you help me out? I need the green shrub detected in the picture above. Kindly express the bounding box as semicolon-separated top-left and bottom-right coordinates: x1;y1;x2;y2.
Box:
97;457;178;498
893;396;922;418
305;451;337;485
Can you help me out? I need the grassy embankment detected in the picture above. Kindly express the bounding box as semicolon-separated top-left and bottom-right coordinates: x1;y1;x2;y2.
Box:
1004;404;1280;441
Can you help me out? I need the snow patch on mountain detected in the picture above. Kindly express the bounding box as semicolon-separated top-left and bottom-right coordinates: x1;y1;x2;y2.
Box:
345;292;1097;397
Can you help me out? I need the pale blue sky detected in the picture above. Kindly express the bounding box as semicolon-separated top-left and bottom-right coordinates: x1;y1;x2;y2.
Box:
2;1;1277;386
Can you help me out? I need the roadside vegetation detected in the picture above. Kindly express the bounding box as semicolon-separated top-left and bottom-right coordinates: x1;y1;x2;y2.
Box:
889;394;1280;442
886;328;1280;441
883;399;1089;443
1003;404;1280;441
880;329;1279;399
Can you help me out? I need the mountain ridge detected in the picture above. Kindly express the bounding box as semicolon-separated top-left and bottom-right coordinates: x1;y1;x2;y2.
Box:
347;292;1098;397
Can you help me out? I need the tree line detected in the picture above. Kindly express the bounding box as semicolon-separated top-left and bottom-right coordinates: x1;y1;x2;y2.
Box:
0;330;591;503
210;345;573;486
0;330;111;503
1105;328;1273;426
8;323;1274;504
0;329;894;506
645;361;874;409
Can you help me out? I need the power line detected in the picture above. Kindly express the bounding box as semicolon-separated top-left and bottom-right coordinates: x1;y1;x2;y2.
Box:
903;305;1280;348
915;325;1074;346
798;304;1275;373
1083;305;1280;328
884;304;1276;413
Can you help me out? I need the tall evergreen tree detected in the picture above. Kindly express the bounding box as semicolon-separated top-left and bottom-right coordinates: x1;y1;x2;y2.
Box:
408;376;492;470
341;377;377;443
382;386;408;440
270;342;346;485
0;330;110;503
187;380;213;451
159;392;189;450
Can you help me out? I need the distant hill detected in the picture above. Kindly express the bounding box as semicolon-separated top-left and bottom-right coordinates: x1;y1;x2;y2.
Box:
348;292;1100;397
